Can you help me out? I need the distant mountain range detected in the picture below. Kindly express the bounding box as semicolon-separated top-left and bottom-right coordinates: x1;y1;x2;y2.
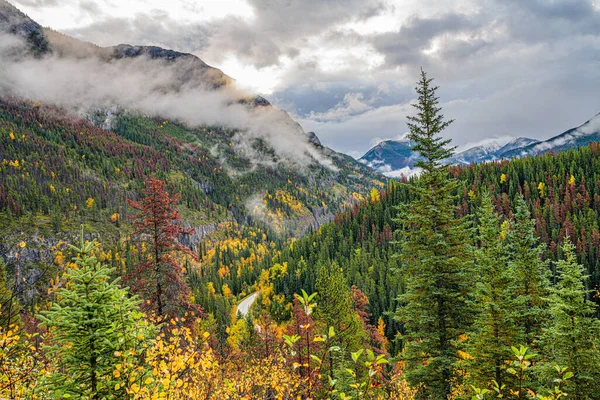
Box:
360;113;600;176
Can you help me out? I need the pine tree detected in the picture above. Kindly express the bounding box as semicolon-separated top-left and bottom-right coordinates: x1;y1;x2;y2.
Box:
39;229;156;399
394;69;473;399
507;195;549;347
464;193;518;389
537;238;600;399
126;178;202;321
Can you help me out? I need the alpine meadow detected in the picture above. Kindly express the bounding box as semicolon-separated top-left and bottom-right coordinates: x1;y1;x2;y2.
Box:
1;0;600;399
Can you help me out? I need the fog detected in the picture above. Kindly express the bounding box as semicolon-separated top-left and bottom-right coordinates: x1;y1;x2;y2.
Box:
0;32;334;170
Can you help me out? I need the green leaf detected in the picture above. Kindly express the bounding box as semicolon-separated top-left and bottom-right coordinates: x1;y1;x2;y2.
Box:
351;349;364;363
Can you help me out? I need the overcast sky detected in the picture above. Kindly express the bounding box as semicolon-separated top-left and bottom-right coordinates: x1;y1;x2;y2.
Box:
11;0;600;157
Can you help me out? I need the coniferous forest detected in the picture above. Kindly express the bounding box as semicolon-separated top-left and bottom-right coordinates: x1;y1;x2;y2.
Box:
2;60;600;399
1;1;600;393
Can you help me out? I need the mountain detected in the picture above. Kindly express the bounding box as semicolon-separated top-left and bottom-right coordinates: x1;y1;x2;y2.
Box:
0;0;49;56
448;137;540;165
359;112;599;172
495;137;540;155
0;1;385;249
359;138;419;175
501;113;600;158
447;139;507;165
359;136;541;174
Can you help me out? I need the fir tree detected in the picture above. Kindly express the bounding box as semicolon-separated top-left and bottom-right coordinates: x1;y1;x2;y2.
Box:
506;195;549;347
39;228;156;399
394;70;473;399
537;238;600;399
126;178;202;321
464;193;518;389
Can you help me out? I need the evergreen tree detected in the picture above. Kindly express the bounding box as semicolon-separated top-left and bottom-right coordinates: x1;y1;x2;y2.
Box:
506;195;549;347
39;229;156;399
126;178;202;321
537;238;600;399
394;70;473;399
315;263;365;364
464;193;518;389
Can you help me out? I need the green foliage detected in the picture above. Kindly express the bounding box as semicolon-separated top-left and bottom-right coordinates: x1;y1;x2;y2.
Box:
536;238;600;399
316;263;365;352
39;228;156;399
394;70;474;399
506;195;550;346
469;346;574;400
463;192;519;390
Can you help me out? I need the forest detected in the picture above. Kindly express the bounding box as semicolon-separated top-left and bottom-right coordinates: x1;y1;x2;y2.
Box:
1;71;600;399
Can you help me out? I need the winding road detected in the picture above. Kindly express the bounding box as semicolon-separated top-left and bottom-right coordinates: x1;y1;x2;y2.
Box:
237;291;259;317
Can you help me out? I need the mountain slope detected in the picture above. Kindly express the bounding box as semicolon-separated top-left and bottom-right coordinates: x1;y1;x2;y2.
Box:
252;143;600;349
0;0;386;278
0;0;49;56
359;138;420;176
495;137;540;156
447;139;507;165
447;137;540;165
501;113;600;158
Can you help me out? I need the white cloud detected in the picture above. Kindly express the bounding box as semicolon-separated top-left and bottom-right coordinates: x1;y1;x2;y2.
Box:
6;0;600;158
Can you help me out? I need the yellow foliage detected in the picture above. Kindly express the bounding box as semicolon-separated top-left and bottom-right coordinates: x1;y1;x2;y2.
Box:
0;322;46;398
468;189;476;201
500;173;507;184
369;187;380;203
222;283;233;298
538;182;546;198
377;317;389;353
226;318;248;352
86;197;95;209
500;220;510;241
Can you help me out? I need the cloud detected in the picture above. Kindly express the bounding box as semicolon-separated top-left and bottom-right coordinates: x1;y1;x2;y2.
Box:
455;135;515;152
64;13;211;55
10;0;57;6
45;0;386;70
373;12;482;67
379;165;420;179
0;32;334;170
307;92;372;122
7;0;600;158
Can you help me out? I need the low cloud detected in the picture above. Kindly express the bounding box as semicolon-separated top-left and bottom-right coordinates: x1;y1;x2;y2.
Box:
0;32;334;170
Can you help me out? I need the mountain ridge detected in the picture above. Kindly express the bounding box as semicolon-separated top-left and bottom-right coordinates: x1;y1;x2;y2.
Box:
0;0;385;242
360;114;599;175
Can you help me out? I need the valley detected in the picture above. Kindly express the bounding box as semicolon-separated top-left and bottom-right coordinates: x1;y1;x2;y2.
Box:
1;1;600;399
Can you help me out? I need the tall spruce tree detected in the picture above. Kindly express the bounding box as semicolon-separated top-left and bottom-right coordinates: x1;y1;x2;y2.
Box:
394;70;473;399
506;195;549;347
537;238;600;399
464;193;518;389
39;229;155;399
